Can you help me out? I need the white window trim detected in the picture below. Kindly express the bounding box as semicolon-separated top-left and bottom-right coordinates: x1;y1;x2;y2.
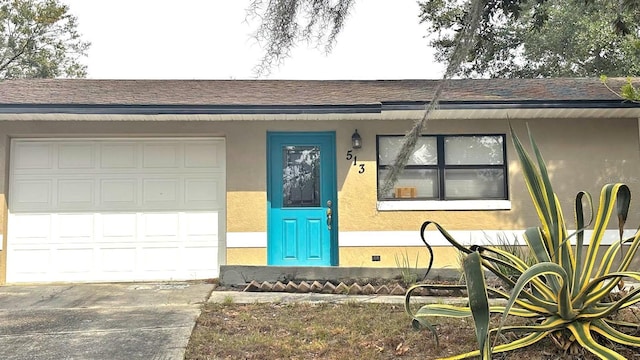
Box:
377;199;512;211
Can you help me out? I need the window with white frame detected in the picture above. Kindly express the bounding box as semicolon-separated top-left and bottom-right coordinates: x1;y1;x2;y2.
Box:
377;134;507;201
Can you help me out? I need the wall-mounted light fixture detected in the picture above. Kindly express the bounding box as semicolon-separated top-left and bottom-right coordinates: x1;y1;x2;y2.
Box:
351;129;362;149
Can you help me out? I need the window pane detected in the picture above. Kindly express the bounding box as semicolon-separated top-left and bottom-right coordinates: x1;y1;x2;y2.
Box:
282;146;320;207
445;136;504;165
378;136;437;166
378;169;438;199
444;169;505;199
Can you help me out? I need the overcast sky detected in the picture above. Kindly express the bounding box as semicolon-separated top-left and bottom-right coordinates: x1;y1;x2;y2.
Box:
62;0;445;80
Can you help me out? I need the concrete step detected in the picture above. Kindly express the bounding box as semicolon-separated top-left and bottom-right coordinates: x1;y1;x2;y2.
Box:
219;265;461;286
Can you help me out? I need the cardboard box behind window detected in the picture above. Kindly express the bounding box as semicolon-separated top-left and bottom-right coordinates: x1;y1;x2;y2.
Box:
395;187;417;198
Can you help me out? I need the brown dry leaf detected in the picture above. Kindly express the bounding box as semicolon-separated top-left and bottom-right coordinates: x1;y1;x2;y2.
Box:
395;342;409;356
361;341;385;353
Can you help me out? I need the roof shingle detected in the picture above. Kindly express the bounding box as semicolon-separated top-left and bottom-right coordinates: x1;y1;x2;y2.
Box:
0;78;634;106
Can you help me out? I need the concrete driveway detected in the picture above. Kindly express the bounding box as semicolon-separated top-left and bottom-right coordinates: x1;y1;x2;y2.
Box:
0;282;214;360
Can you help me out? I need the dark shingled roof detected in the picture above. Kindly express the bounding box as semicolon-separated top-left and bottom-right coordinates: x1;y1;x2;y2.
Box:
0;78;634;106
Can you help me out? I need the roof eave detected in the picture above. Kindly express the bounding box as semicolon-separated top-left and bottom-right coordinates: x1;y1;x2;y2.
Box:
0;100;638;121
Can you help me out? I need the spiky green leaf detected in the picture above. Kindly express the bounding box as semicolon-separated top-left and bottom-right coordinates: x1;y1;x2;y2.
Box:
463;251;491;359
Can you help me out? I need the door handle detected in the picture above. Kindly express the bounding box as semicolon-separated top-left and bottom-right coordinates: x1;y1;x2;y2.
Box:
326;200;332;230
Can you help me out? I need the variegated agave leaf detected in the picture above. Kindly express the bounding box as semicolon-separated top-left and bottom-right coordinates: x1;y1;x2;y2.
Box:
405;126;640;359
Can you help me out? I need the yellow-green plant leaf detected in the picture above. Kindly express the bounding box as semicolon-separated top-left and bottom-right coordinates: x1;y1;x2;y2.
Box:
577;184;630;293
412;304;539;319
481;246;555;301
420;221;471;255
463;251;491;359
577;275;640;319
404;284;439;346
419;220;435;280
447;331;550;360
568;322;626;359
407;126;640;360
526;126;573;274
591;318;640;347
413;304;472;318
510;125;555;246
522;227;561;293
497;262;571;342
571;191;593;296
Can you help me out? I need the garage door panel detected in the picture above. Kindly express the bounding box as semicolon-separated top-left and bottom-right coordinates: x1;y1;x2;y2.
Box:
12;180;53;208
140;247;179;271
143;179;178;204
10;214;52;241
184;247;219;271
58;179;95;208
11;249;51;274
13;142;53;170
56;249;94;273
185;178;219;204
99;248;137;272
143;143;179;168
100;213;137;239
100;143;137;168
8;138;225;283
185;142;221;168
185;212;219;236
143;213;179;238
58;143;94;169
100;179;138;207
57;214;94;241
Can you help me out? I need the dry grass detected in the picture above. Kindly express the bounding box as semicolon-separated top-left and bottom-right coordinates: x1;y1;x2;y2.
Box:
185;300;640;359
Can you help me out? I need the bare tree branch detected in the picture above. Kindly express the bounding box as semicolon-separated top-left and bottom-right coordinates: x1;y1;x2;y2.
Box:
379;0;485;197
0;37;31;72
249;0;487;194
247;0;355;76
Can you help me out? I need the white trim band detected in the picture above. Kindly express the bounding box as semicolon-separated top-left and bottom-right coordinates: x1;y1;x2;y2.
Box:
227;229;637;248
227;232;267;248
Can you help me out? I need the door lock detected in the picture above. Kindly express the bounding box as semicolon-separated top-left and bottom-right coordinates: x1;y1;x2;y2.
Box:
326;200;332;230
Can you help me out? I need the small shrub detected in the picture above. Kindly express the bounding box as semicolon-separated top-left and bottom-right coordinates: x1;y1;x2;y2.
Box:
394;250;419;286
222;295;234;305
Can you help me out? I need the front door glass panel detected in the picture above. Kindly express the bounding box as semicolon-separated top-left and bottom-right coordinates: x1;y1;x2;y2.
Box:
282;145;320;207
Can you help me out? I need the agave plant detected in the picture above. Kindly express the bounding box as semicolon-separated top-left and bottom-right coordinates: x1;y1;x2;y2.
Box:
405;127;640;359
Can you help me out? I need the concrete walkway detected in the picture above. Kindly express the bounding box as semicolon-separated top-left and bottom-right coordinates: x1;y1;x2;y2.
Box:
0;282;214;360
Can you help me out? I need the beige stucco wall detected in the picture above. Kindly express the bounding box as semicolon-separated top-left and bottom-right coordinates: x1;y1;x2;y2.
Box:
0;116;638;282
224;117;640;235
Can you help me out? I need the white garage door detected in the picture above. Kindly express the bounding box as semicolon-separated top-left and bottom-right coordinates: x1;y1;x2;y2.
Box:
7;138;225;283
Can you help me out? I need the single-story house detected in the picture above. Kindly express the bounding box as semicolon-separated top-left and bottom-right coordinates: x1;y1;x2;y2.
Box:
0;78;638;284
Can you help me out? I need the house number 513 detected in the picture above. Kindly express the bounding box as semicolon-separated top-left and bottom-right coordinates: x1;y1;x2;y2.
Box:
346;150;365;174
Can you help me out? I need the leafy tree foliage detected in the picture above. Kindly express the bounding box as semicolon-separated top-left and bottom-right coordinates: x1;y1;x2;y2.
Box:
602;76;640;102
0;0;89;78
419;0;640;78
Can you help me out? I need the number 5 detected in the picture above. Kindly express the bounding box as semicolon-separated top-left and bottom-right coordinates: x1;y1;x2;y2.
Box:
346;150;353;161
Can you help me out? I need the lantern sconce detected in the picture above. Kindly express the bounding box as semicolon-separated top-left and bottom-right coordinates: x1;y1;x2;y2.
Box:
351;129;362;149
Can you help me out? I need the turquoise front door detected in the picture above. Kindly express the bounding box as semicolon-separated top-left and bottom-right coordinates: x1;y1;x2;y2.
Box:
267;132;338;266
